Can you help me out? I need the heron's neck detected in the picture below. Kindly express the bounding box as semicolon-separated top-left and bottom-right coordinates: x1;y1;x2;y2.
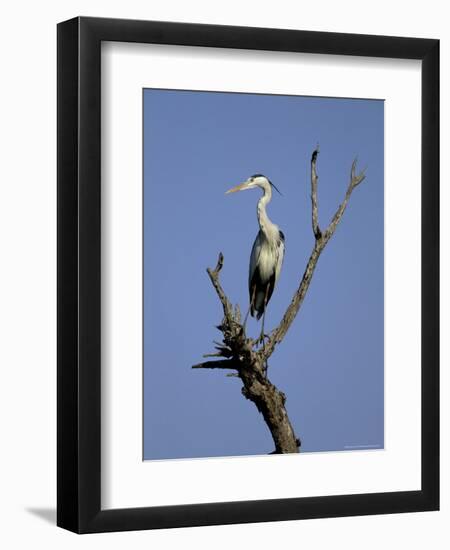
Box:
257;187;276;238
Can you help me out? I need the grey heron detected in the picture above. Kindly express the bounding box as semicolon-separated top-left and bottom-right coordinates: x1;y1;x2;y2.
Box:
226;174;285;343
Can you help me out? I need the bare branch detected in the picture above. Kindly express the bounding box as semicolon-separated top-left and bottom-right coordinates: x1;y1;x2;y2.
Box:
323;159;366;241
192;359;239;370
211;251;224;274
202;344;234;358
311;148;322;239
234;304;241;323
262;242;322;358
206;252;234;323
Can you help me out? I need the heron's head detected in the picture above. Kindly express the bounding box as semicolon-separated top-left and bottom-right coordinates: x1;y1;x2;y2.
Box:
225;174;282;196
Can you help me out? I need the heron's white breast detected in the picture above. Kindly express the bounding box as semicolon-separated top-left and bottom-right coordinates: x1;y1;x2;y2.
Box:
257;243;279;282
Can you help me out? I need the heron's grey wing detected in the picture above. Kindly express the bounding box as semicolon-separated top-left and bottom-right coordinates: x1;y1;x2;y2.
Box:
248;232;263;315
260;233;284;312
248;231;263;290
275;231;285;284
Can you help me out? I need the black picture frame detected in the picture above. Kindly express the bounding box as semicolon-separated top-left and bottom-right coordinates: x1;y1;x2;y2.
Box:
57;16;439;533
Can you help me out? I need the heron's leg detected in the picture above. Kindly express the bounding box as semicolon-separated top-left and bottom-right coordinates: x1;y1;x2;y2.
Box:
259;286;272;376
243;306;251;328
243;286;256;330
259;284;271;345
259;310;266;344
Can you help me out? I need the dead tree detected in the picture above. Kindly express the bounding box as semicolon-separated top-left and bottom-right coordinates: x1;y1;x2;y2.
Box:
193;149;366;454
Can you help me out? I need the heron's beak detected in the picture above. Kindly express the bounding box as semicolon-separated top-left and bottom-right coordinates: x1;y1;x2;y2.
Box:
225;182;248;194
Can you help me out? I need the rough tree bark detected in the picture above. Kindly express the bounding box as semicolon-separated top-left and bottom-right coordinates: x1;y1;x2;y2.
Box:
193;149;366;454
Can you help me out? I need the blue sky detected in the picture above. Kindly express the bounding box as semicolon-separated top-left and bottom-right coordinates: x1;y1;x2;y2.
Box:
143;88;384;460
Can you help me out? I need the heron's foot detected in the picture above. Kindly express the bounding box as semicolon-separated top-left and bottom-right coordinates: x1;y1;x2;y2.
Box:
254;332;270;348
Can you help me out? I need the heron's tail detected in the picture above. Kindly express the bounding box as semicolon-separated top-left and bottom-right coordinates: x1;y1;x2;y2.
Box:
253;290;266;320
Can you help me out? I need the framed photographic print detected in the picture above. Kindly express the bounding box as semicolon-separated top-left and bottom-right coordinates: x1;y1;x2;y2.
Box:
57;17;439;533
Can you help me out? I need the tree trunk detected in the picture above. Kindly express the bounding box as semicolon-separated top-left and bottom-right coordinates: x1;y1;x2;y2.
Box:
240;364;300;453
